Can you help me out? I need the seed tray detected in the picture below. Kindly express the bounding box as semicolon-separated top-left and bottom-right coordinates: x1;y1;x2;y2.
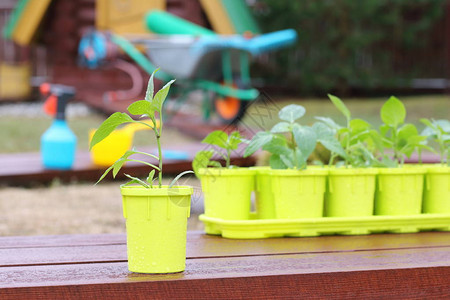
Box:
199;213;450;239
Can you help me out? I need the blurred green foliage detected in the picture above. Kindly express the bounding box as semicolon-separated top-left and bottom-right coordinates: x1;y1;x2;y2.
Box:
253;0;446;94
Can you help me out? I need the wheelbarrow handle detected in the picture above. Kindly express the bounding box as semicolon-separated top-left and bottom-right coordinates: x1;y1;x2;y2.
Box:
246;29;298;55
192;29;297;56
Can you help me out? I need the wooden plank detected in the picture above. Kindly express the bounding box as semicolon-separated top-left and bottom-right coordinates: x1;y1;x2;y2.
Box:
0;247;448;288
0;233;125;249
0;143;255;185
0;267;448;300
1;232;449;266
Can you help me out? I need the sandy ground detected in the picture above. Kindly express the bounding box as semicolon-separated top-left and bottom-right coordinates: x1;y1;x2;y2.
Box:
0;177;205;237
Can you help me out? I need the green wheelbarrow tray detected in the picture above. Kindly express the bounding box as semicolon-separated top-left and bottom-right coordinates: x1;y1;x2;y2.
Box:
130;35;261;100
119;30;297;100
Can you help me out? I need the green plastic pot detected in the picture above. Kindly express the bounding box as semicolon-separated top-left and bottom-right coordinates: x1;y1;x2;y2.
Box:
423;165;450;214
325;167;378;217
121;185;193;274
271;168;328;219
252;167;275;219
198;168;255;220
374;167;426;216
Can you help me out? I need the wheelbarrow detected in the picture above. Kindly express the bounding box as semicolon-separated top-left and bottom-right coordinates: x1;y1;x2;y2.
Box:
79;11;297;124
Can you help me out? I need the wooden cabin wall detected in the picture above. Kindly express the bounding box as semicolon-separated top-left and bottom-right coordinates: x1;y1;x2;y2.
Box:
40;0;208;111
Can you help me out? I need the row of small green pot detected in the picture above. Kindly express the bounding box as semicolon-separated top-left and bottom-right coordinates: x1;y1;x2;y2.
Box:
198;164;449;221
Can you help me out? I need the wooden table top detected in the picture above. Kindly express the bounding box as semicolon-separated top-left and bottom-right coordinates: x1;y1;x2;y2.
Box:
0;231;449;299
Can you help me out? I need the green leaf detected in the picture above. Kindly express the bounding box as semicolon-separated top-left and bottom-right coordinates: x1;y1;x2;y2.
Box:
368;129;384;152
123;174;150;188
146;169;155;184
398;123;418;146
192;150;214;175
244;131;273;157
328;94;350;121
145;69;158;101
122;178;144;187
127;100;154;116
319;138;347;159
112;158;127;178
435;119;450;133
379;124;391;137
313;122;347;158
350;119;371;134
228;131;244;150
278;104;305;123
90;112;134;150
95;165;114;185
292;126;317;159
262;135;291;156
270;122;291;133
293;149;307;169
315;116;342;130
269;154;288;169
420;118;434;130
381;96;406;128
312;122;334;140
202;130;228;149
153;79;175;113
280;153;295;169
169;170;194;188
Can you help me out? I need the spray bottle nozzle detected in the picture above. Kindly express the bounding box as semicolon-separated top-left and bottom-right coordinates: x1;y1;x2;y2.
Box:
41;83;76;120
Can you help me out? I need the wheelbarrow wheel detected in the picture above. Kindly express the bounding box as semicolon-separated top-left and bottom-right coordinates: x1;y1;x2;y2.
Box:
214;80;248;124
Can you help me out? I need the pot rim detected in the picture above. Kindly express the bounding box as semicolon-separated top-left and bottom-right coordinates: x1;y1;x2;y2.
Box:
377;167;427;175
270;168;328;176
328;167;378;176
198;167;256;177
120;185;193;196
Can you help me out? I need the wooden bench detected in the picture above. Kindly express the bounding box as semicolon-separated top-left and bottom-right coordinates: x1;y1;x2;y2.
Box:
0;231;449;299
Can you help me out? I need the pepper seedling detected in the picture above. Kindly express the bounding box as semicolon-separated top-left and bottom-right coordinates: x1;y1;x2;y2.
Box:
192;130;248;174
420;118;450;165
244;104;317;170
370;96;432;167
90;69;193;188
314;94;377;167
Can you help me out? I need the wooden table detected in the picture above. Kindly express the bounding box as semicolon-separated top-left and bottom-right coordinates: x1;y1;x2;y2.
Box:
0;231;449;299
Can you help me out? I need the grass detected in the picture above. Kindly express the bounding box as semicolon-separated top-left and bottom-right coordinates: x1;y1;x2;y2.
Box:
0;113;197;153
0;94;447;153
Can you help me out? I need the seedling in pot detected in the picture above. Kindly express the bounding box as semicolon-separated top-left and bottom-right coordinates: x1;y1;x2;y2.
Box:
370;96;432;167
420;118;450;165
244;104;317;170
315;94;377;167
90;69;193;188
192;130;248;174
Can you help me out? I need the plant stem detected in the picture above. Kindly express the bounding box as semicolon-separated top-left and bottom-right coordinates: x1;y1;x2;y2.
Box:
328;154;336;166
392;126;400;164
153;115;163;188
345;120;350;167
226;148;231;168
291;131;298;168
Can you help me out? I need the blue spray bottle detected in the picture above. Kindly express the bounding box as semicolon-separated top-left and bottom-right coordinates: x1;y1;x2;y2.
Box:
40;83;77;170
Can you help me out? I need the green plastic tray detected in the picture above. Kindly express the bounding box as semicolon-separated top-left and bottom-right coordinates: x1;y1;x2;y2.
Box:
199;213;450;239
